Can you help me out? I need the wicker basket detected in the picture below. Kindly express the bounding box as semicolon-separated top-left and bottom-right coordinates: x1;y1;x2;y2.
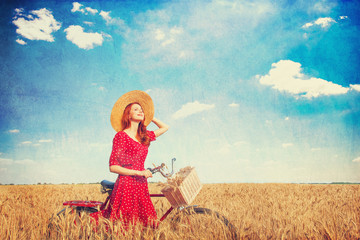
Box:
161;168;202;208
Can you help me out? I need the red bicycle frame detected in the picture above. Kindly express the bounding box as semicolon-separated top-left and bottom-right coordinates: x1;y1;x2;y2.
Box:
63;193;174;222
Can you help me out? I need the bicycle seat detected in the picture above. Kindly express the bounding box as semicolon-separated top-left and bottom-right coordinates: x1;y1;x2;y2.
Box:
101;180;115;190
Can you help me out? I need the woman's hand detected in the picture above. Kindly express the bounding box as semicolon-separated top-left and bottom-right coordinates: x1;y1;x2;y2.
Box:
138;169;153;178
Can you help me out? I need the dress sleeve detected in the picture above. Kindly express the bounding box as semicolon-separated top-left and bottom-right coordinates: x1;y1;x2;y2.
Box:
147;131;156;142
109;132;127;167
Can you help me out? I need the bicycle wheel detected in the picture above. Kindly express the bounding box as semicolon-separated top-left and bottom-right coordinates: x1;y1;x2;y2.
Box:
48;206;98;237
57;206;98;216
170;207;238;240
57;206;98;224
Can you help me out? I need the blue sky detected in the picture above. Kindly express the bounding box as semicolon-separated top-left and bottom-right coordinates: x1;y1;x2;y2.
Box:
0;0;359;184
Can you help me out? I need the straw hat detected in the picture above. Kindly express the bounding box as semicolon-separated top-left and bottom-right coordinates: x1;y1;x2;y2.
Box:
110;90;154;132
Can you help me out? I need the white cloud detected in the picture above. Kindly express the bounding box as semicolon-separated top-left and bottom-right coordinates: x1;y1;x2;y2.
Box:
14;8;23;14
99;10;126;28
0;158;13;165
314;17;336;28
71;2;84;13
258;60;349;98
229;103;239;107
311;148;322;152
0;158;37;166
352;157;360;163
302;22;314;29
71;2;98;15
21;141;32;145
85;7;98;15
12;8;61;42
99;10;111;22
14;159;36;165
39;139;53;143
64;25;104;50
339;16;348;20
172;101;215;120
302;17;336;29
154;27;183;47
170;27;183;35
16;39;26;45
8;129;20;133
350;84;360;92
282;143;293;148
285;117;290;121
83;21;94;26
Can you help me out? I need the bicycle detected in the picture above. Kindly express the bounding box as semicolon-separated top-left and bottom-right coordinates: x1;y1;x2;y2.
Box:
51;158;238;239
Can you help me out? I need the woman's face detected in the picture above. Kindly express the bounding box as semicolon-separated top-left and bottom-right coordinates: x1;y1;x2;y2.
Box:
129;103;144;122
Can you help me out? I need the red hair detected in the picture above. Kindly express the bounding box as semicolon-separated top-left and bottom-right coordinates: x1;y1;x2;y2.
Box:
121;103;150;146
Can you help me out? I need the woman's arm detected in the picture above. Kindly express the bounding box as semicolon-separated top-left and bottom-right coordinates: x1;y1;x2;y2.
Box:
152;117;169;137
110;165;153;178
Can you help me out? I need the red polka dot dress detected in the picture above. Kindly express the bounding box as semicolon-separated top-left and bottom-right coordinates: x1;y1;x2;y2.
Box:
91;130;157;228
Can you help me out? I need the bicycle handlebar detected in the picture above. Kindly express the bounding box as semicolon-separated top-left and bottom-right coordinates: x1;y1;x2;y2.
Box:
147;158;176;179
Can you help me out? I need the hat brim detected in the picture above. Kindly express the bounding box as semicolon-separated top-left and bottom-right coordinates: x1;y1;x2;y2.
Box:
110;90;154;132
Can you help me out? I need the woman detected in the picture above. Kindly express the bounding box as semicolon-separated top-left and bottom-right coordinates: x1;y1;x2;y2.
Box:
91;90;169;228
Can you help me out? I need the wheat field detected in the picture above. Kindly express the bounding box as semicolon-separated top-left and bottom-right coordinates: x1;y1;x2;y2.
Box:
0;183;359;239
